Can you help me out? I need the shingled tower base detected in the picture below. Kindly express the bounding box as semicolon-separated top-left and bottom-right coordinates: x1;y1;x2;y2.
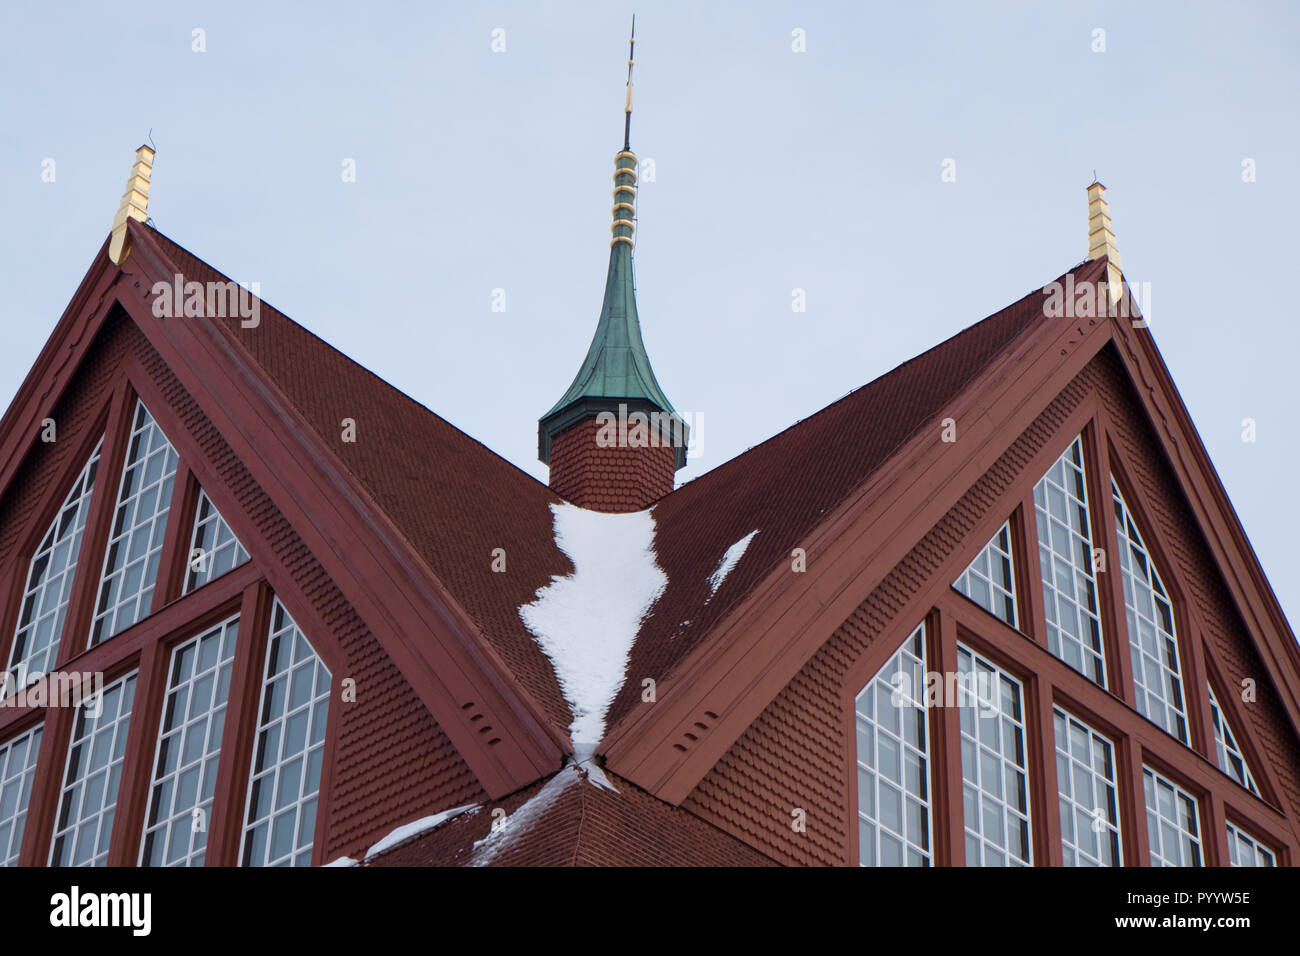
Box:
548;417;677;512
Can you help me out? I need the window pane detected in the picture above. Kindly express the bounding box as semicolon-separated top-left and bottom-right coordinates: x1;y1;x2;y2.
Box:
0;724;43;866
1053;708;1121;866
958;646;1032;865
854;625;932;866
1207;684;1259;795
184;490;250;593
7;441;102;686
1225;821;1275;867
50;673;137;866
89;402;179;646
141;615;239;866
1033;437;1106;684
240;599;330;866
954;521;1018;627
1114;482;1189;743
1142;766;1201;867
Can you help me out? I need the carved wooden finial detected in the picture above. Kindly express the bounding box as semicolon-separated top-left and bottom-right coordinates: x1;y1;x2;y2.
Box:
1086;180;1123;304
109;144;155;265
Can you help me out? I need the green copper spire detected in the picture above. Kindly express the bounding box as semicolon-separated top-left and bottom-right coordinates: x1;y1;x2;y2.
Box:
538;22;687;468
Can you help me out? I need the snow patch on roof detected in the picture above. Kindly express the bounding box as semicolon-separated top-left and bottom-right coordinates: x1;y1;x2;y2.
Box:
520;502;667;757
363;803;478;860
322;856;358;867
469;767;582;866
707;530;759;597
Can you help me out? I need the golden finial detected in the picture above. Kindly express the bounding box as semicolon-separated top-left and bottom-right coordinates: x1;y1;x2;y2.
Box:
1086;179;1123;304
109;144;155;265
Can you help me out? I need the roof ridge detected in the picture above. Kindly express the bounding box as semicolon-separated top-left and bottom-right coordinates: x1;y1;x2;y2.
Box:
141;224;558;498
664;258;1102;498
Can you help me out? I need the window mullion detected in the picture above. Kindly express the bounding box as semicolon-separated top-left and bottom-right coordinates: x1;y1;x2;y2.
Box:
104;640;168;865
1017;491;1050;649
1176;611;1215;760
204;580;273;866
1123;741;1152;865
1088;428;1135;701
14;707;74;866
1031;678;1063;864
150;463;198;614
932;611;966;866
1204;790;1231;867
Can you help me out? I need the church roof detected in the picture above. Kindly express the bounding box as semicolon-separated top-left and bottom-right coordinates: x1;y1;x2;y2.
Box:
138;224;1113;756
35;219;1295;862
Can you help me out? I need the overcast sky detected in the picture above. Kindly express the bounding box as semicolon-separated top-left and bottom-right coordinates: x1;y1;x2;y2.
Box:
2;1;1298;627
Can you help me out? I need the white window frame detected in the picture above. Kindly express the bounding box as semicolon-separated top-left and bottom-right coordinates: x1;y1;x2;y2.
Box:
0;724;43;867
1114;480;1189;743
958;645;1033;866
953;521;1018;628
1142;766;1202;867
140;615;240;866
1225;821;1275;867
183;489;250;594
7;440;102;687
1034;436;1107;685
89;401;179;646
854;624;933;866
49;673;138;866
1207;684;1259;795
1053;707;1122;866
239;598;331;867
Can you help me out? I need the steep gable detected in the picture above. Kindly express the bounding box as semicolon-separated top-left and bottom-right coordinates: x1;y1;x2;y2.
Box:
677;340;1300;866
603;259;1109;743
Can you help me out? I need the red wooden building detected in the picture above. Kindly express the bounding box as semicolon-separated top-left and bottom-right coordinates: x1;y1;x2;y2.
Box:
1;122;1297;867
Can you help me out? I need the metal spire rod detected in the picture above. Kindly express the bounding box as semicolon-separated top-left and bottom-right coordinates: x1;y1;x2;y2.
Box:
624;15;635;151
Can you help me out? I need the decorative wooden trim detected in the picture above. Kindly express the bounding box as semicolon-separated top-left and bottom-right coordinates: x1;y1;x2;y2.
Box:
152;464;199;612
933;607;965;866
106;638;167;865
206;579;273;866
1090;414;1136;704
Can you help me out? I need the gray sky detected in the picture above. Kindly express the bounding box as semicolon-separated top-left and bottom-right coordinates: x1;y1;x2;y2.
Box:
2;1;1298;626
